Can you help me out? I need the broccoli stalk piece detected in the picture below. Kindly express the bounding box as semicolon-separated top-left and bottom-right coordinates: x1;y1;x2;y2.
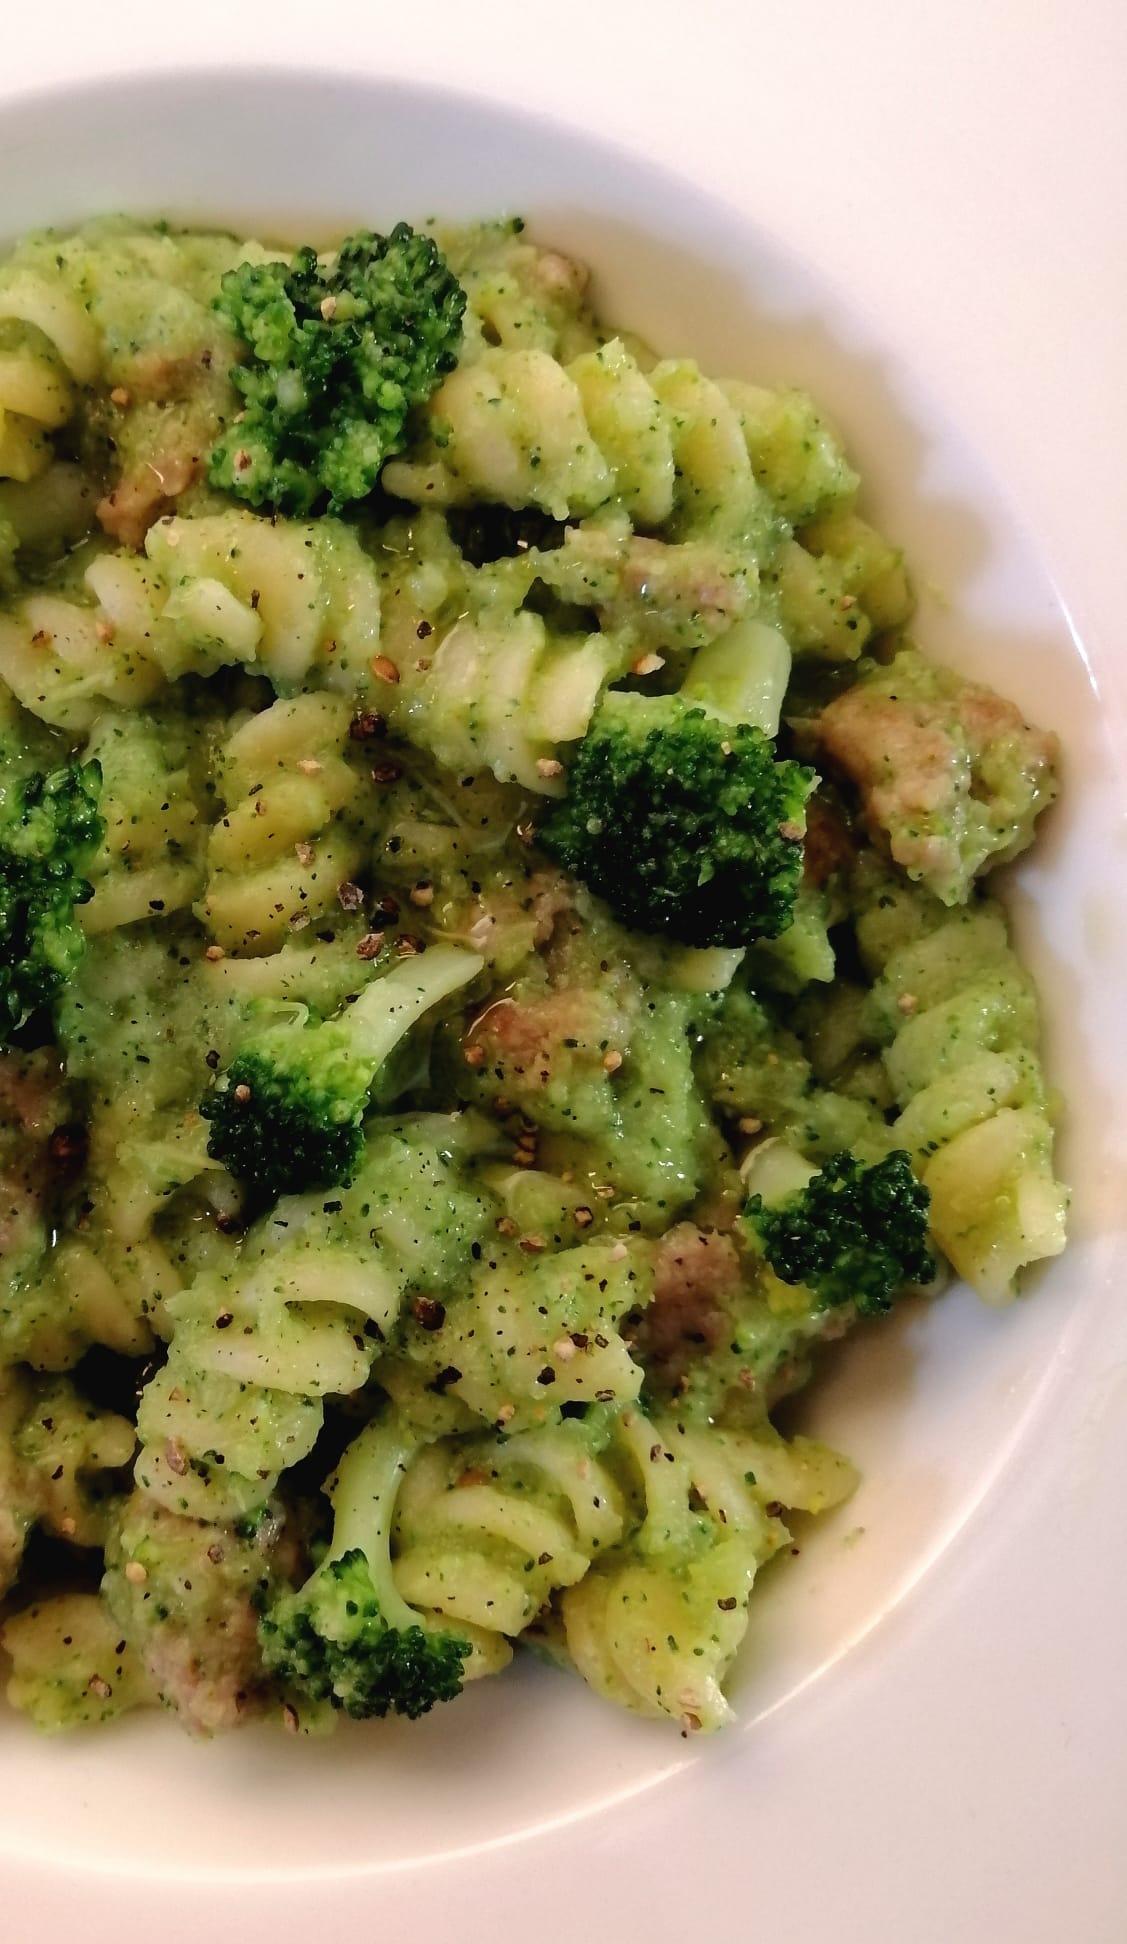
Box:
540;619;815;947
201;943;481;1200
209;224;467;514
0;758;102;1042
744;1141;934;1315
258;1417;469;1720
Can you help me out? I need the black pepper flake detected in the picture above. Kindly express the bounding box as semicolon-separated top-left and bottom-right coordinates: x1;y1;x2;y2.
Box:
536;1366;556;1386
430;1365;462;1393
205;1048;220;1070
411;1295;447;1331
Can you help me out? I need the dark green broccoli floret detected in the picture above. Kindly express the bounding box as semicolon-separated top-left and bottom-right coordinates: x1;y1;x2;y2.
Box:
258;1420;469;1721
0;760;102;1043
745;1148;934;1315
540;691;813;947
200;943;479;1200
209;224;467;514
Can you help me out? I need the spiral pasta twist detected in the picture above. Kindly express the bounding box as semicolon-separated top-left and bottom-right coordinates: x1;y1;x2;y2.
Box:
143;508;382;694
0;1368;135;1592
166;1234;400;1400
381;341;911;711
377;350;813;790
2;1589;154;1731
0;317;77;482
0;505;384;731
377;360;790;789
0;252;102;484
384;340;761;547
854;861;1067;1298
391;603;628;791
134;1342;323;1524
81;707;210;933
200;691;367;954
392;1414;628;1636
442;220;600;364
131;1117;497;1524
403;1235;654;1434
0;223;268;519
131;1207;407;1522
0;583;166;730
560;1404;854;1730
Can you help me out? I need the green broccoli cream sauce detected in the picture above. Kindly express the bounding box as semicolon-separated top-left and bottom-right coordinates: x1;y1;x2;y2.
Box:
0;215;1063;1739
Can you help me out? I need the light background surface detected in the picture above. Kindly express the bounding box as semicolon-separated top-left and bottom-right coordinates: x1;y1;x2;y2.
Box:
0;4;1124;1938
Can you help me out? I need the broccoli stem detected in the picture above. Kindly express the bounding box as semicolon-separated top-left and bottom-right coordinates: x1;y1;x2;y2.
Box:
740;1138;817;1209
324;1418;417;1633
343;944;482;1079
680;617;792;734
201;941;484;1201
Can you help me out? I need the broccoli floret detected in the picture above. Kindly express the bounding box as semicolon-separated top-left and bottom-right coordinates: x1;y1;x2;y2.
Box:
0;758;102;1041
540;622;814;947
745;1146;934;1315
258;1417;469;1721
209;224;467;514
541;694;812;946
201;943;480;1200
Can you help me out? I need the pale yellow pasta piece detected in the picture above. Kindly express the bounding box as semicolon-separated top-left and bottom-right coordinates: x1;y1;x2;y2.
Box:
81;708;208;933
3;1592;154;1731
145;507;381;694
0;407;51;482
12;1376;135;1547
0;462;98;550
384;346;614;519
769;536;873;661
0;269;101;383
923;1105;1068;1302
0;322;74;430
134;1344;322;1523
651;359;765;547
200;692;363;954
394;1421;626;1635
0;589;164;729
722;378;858;524
567;337;675;525
800;506;913;633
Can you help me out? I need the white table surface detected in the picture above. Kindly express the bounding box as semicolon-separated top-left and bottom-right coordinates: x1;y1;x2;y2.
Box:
2;4;1125;1936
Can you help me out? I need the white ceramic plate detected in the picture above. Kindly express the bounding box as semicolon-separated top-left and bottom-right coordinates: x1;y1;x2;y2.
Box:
0;66;1123;1943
